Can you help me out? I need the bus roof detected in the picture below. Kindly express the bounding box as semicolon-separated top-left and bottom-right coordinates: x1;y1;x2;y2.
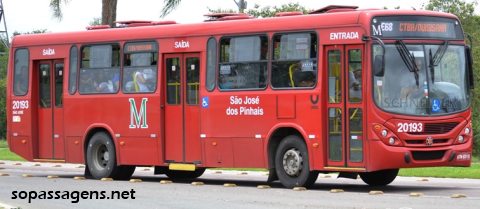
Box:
11;9;459;47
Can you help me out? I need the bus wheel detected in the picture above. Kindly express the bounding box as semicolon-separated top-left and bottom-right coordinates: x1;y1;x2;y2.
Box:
165;168;206;180
359;169;399;186
275;135;318;188
86;132;134;180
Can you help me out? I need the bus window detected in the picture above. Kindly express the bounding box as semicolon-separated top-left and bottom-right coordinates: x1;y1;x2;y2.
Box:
186;57;200;104
166;57;181;104
218;35;267;90
328;50;342;103
55;63;64;107
122;42;158;93
271;32;317;88
206;38;216;91
68;46;78;94
39;64;51;107
79;44;120;94
13;49;29;96
348;49;362;102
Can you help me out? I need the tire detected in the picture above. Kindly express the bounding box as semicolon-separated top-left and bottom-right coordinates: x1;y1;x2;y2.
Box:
359;169;399;186
275;135;318;188
86;132;135;180
166;168;206;180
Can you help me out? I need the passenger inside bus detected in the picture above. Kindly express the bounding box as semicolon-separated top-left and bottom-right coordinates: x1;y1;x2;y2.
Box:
219;74;235;89
133;70;149;92
293;70;315;87
94;72;115;93
349;69;362;100
79;70;95;93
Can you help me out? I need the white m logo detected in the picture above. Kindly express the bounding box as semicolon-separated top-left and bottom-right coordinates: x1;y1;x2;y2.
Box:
129;98;148;129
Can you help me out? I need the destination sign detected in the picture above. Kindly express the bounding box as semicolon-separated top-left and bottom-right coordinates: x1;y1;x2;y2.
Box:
125;42;158;53
371;16;464;39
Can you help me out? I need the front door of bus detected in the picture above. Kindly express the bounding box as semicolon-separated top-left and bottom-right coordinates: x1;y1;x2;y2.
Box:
325;45;365;168
164;53;201;163
37;60;64;159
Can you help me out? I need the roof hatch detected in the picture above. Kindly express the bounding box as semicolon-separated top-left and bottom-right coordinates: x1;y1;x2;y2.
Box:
309;5;358;14
204;13;254;21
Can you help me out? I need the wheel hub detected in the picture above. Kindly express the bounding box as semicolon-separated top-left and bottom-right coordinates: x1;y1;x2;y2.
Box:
282;148;303;176
94;145;109;168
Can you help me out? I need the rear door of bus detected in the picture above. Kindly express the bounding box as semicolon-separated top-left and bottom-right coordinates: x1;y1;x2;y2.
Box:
36;60;65;160
163;53;201;164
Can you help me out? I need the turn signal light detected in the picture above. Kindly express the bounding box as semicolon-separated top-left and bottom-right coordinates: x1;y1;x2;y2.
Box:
372;124;402;146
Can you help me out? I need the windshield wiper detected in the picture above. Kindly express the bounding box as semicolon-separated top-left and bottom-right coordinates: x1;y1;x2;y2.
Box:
395;40;420;87
429;41;449;83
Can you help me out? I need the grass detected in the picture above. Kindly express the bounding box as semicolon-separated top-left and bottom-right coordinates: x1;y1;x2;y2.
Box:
399;163;480;179
0;139;7;148
0;139;25;161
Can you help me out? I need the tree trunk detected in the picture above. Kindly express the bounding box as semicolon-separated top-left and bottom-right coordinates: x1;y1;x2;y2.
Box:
102;0;118;27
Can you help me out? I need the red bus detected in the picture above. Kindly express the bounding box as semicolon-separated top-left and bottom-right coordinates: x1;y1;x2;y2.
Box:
7;6;474;188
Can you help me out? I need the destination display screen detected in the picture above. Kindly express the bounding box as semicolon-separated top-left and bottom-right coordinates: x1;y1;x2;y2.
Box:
371;16;464;39
124;42;158;53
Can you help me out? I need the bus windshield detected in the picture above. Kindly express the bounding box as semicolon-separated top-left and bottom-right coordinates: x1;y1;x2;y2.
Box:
373;44;470;116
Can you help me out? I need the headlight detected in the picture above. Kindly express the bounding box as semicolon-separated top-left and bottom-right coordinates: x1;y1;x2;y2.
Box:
381;130;388;137
465;128;471;135
458;135;465;143
389;137;396;145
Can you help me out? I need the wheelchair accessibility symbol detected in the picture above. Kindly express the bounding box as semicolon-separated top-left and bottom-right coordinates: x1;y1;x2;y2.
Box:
432;99;441;113
202;97;209;108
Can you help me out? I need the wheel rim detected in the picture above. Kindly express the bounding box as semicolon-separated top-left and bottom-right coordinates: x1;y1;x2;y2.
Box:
93;144;109;169
282;148;303;177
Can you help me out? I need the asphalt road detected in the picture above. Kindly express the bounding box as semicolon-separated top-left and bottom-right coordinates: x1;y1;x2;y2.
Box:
0;160;479;209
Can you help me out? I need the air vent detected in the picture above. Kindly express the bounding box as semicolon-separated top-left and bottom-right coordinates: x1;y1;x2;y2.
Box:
411;150;446;161
115;20;177;28
404;139;450;145
204;13;253;21
86;25;111;30
309;5;358;14
275;11;303;17
408;122;459;135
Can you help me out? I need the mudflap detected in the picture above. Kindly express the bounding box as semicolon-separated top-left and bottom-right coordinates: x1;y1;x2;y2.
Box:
84;165;93;179
266;168;279;182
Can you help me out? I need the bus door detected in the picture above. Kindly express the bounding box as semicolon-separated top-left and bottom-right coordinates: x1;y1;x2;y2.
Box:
163;53;201;163
36;60;65;159
325;45;365;169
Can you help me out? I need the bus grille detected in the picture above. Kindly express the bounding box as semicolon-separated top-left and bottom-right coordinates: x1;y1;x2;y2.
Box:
411;150;446;161
404;139;449;145
408;122;459;135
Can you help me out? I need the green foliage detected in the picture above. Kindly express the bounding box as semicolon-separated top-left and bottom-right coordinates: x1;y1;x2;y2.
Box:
207;8;238;14
160;0;182;18
424;0;480;155
89;17;102;26
210;2;312;18
423;0;477;20
12;29;48;36
246;3;311;18
0;39;7;140
49;0;70;20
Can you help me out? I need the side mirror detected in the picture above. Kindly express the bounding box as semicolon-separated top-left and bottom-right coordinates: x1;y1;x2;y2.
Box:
373;54;385;77
466;46;474;89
